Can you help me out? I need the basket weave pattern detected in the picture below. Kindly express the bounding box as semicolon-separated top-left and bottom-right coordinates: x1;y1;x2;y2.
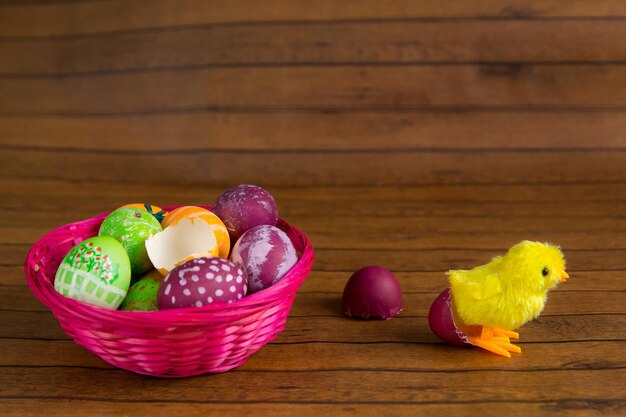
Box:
25;206;314;377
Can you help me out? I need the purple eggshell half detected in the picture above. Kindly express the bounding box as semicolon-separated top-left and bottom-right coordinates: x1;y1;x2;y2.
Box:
231;225;298;294
213;184;278;242
342;266;403;320
157;257;248;309
428;288;471;346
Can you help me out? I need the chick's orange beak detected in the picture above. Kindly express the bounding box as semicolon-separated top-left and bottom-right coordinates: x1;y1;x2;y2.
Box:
559;270;570;282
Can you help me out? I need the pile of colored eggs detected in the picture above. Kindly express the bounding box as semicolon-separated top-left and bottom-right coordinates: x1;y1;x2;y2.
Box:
53;185;299;311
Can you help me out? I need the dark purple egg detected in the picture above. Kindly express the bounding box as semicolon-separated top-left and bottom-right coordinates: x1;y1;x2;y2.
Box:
342;266;403;320
157;257;248;309
213;184;278;242
231;225;298;294
428;288;471;346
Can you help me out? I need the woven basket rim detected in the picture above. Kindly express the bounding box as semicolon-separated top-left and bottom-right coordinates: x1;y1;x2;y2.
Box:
25;205;314;327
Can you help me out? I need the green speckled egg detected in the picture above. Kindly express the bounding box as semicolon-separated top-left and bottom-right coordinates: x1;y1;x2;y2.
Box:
120;270;163;311
99;208;162;275
54;236;131;309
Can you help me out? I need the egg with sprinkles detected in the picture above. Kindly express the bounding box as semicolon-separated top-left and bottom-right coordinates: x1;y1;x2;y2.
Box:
54;236;131;309
157;257;248;309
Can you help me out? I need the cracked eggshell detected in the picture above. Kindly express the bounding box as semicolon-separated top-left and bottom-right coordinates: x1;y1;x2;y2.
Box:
99;208;162;275
213;184;278;242
161;206;230;258
428;288;471;346
342;266;403;320
230;225;298;294
157;257;248;309
145;217;219;276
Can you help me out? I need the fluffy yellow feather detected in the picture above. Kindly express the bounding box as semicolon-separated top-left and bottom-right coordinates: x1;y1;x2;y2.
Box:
448;241;568;356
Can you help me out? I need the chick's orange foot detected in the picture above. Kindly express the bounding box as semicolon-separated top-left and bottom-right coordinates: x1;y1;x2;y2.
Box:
464;325;521;358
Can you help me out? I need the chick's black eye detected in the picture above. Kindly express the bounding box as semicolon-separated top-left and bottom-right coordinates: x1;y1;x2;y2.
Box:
542;267;549;277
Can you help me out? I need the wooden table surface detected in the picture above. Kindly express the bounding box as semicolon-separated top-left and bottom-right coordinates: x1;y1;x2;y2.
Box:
2;1;626;416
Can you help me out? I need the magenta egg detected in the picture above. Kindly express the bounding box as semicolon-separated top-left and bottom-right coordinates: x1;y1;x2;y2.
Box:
157;257;248;309
231;225;298;294
213;184;278;242
342;266;403;320
428;288;471;346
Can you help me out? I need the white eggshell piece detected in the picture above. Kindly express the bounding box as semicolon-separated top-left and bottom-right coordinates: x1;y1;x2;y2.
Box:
145;217;218;275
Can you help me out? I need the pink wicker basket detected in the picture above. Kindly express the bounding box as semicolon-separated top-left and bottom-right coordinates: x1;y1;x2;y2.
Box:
25;205;314;377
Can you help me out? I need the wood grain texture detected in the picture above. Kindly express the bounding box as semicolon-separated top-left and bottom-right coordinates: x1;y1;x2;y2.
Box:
2;112;626;151
2;366;625;403
0;400;622;417
2;65;626;115
3;148;626;187
1;1;626;416
2;21;626;76
2;0;626;38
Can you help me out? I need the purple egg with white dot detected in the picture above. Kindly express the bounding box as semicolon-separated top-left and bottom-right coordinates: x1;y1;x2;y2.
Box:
157;257;248;309
213;184;278;242
231;225;298;294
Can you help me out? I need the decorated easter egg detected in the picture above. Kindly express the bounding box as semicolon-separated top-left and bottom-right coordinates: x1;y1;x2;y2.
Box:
99;208;163;275
231;225;297;294
146;217;219;276
213;184;278;241
54;236;131;309
157;257;248;309
342;266;403;320
120;270;164;312
161;206;230;258
118;203;168;223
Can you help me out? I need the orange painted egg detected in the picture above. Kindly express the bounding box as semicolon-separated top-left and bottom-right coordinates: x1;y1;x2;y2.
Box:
161;206;230;258
118;203;168;224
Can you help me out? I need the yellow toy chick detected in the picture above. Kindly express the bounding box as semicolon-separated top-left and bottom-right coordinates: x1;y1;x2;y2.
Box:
448;241;569;357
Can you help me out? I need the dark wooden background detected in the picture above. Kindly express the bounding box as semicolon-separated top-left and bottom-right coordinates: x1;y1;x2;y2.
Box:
1;1;626;416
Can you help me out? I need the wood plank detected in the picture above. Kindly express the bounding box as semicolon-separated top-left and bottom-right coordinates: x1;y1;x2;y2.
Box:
2;112;626;151
3;65;626;115
0;245;27;268
8;226;626;255
7;234;626;273
7;220;626;249
0;306;623;342
305;270;626;292
281;215;626;235
7;202;626;230
3;311;623;346
4;178;626;203
6;200;626;234
3;149;626;187
7;285;624;314
6;239;626;274
8;214;626;241
3;21;626;76
308;231;626;252
1;338;624;372
2;0;626;38
6;265;626;292
0;366;623;403
0;399;621;417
